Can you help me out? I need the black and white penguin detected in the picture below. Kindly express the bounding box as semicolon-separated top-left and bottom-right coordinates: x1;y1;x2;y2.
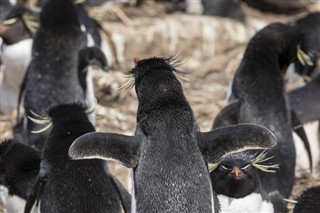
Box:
209;150;288;213
0;6;39;114
24;103;130;213
293;186;320;213
289;74;320;175
0;139;40;213
17;0;106;147
213;23;311;210
69;56;278;213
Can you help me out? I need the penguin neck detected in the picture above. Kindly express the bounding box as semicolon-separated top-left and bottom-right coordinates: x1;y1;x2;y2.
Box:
137;98;195;140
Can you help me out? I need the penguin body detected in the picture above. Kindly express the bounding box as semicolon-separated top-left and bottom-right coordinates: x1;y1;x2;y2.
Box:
0;139;40;213
213;23;309;209
69;57;278;213
216;193;273;213
289;74;320;175
19;0;91;146
24;103;130;213
0;6;39;114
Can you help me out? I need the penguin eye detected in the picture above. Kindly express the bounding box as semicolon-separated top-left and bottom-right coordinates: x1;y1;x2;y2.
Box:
241;164;251;170
3;18;18;25
220;165;232;171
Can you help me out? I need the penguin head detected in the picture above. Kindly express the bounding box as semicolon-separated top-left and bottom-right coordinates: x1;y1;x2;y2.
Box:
249;23;310;76
264;23;303;75
0;6;39;45
293;12;320;78
126;56;188;107
40;0;80;29
27;103;95;137
209;150;279;198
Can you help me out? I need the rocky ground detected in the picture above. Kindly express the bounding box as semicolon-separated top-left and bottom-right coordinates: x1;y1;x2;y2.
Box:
1;1;320;212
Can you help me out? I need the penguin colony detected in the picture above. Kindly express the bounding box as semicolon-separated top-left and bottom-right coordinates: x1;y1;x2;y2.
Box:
0;0;319;213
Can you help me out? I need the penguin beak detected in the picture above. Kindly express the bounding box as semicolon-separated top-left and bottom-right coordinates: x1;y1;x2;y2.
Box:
0;24;7;34
134;56;141;65
231;167;243;180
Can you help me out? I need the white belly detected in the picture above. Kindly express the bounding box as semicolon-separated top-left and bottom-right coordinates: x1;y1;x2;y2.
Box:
0;185;39;213
0;39;32;114
217;193;274;213
294;121;320;177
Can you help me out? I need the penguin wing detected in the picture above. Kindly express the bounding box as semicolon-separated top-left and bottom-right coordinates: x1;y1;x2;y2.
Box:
212;100;239;129
24;172;46;213
69;132;139;168
291;110;313;172
198;123;277;163
79;46;108;72
109;176;131;213
16;65;31;122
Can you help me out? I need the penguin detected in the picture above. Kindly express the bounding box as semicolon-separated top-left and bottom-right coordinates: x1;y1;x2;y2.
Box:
293;186;320;213
213;23;311;211
68;56;278;213
201;0;245;22
289;74;320;175
292;12;320;79
0;6;39;114
0;139;41;213
289;74;320;124
209;150;288;213
24;103;131;213
17;0;107;147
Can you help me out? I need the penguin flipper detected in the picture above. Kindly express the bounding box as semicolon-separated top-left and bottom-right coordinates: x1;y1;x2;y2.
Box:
69;132;139;168
24;173;46;213
109;176;131;213
212;100;239;129
291;110;313;172
16;65;30;122
79;46;108;71
198;123;277;163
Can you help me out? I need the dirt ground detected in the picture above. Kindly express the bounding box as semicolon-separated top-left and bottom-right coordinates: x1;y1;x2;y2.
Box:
1;1;320;212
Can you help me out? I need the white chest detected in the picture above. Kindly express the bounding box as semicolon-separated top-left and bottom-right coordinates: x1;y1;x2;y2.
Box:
217;193;274;213
294;121;320;177
1;38;33;87
0;185;39;213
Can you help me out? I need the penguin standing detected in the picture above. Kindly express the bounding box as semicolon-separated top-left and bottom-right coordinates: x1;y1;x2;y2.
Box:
24;103;130;213
289;74;320;175
209;150;285;213
69;56;277;213
0;6;39;114
213;23;312;211
0;139;40;213
18;0;106;147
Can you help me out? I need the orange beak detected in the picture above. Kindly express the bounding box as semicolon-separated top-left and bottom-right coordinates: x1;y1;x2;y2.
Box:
231;167;243;180
0;24;7;34
134;56;141;64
